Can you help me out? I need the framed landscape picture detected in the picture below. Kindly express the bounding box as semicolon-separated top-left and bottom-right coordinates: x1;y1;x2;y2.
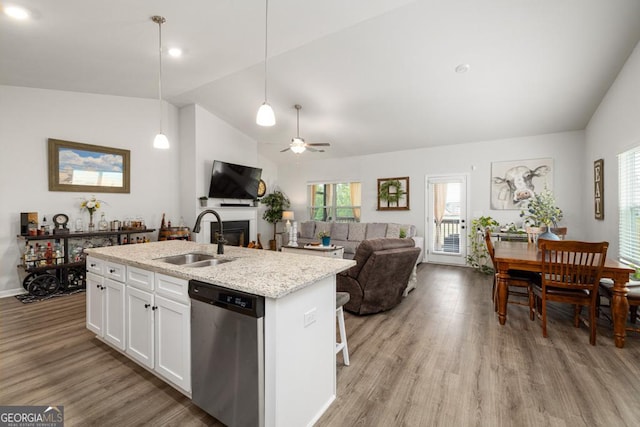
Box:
48;138;130;193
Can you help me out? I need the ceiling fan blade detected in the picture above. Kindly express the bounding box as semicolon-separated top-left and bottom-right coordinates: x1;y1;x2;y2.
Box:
305;142;330;147
280;147;291;152
306;147;325;153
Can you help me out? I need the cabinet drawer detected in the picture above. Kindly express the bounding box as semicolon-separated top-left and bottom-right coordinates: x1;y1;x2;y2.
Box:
104;261;126;282
86;257;103;275
155;273;189;304
127;266;155;292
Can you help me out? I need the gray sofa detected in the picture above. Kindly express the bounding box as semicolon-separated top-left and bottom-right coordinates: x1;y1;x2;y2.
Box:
287;221;424;262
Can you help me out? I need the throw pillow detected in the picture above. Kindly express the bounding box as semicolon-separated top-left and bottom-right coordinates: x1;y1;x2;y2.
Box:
386;223;401;238
347;223;366;241
315;221;331;237
365;223;387;239
300;221;316;239
331;223;349;241
401;224;415;237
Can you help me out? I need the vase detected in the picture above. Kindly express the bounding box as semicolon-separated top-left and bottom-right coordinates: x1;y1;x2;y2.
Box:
88;212;95;231
321;236;331;246
538;224;559;242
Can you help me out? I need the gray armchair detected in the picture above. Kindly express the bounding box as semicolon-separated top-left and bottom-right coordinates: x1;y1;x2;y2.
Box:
337;238;420;315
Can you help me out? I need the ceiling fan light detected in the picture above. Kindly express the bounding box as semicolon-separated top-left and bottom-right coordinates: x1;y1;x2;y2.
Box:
256;102;276;126
291;144;306;154
153;133;170;149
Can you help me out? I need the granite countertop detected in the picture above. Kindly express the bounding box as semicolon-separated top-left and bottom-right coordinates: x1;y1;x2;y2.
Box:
84;240;355;299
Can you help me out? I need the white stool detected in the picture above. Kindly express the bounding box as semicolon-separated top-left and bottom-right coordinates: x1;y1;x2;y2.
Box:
336;292;350;366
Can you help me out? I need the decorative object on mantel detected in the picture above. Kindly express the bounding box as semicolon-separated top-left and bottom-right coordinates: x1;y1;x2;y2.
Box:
261;190;291;250
491;158;552;210
377;177;409;210
80;195;104;231
519;186;563;241
48;138;130;193
594;158;604;220
199;196;208;207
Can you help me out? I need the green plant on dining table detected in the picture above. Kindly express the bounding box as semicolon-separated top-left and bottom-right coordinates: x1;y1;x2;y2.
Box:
519;187;563;228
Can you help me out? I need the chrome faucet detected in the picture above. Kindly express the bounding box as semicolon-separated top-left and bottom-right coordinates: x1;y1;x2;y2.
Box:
193;209;226;254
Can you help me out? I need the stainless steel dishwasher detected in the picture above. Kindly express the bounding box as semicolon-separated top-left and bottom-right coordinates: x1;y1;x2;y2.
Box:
189;279;265;427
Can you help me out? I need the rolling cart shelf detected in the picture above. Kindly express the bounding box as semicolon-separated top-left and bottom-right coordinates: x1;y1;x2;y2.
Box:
17;229;155;296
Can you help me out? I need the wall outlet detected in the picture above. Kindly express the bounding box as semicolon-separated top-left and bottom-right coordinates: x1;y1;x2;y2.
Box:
304;308;317;327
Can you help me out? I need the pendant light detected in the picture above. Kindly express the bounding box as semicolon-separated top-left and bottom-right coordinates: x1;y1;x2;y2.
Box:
152;15;169;149
256;0;275;126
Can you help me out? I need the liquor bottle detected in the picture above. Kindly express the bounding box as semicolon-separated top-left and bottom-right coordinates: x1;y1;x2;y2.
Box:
22;243;29;266
99;213;109;231
45;242;53;265
54;243;63;264
161;213;166;229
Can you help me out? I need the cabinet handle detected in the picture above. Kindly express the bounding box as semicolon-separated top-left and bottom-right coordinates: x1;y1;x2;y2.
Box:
152;306;158;311
109;269;116;274
96;284;100;289
90;263;96;267
144;304;151;308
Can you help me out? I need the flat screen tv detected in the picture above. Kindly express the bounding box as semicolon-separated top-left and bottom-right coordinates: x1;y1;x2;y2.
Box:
208;160;262;200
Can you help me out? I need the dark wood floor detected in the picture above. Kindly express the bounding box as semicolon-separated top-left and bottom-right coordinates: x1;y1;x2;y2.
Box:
1;264;639;426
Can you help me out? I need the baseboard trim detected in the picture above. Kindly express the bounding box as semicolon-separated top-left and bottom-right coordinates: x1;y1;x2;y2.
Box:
0;287;28;299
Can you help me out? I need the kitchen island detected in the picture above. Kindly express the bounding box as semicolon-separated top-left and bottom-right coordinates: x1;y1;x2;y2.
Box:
84;240;355;427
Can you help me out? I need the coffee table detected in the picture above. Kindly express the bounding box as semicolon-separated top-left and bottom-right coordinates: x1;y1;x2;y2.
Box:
281;245;345;259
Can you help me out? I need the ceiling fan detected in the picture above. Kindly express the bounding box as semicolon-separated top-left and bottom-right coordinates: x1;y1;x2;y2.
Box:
281;104;330;154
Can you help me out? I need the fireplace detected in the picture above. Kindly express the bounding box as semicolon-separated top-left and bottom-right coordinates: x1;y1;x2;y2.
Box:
212;220;250;247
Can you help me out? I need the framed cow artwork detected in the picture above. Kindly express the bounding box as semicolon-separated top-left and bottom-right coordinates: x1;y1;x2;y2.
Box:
490;158;553;210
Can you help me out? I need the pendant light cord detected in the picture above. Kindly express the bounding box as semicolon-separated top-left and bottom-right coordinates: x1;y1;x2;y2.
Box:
158;17;164;133
263;0;269;102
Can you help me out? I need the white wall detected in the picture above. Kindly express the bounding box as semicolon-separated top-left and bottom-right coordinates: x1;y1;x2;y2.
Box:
277;131;586;243
585;41;640;260
0;85;180;296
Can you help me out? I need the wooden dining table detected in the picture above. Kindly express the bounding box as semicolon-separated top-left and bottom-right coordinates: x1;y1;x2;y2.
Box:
494;241;634;348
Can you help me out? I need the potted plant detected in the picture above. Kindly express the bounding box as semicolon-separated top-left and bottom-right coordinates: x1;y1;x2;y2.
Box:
199;196;208;207
261;190;290;250
466;216;499;274
317;230;331;246
519;187;563;240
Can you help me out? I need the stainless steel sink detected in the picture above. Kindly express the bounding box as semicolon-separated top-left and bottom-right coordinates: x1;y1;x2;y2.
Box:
185;258;234;268
155;252;216;265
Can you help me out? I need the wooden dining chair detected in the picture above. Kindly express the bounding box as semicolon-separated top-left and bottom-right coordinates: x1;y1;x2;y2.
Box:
598;279;640;334
530;240;609;345
525;226;541;244
485;228;538;315
550;227;567;240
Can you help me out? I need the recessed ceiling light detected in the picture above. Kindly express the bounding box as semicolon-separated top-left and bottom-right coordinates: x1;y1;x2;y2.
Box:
4;5;30;20
168;48;182;58
455;64;470;74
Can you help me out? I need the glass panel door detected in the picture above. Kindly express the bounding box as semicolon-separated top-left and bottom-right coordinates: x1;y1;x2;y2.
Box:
426;175;467;265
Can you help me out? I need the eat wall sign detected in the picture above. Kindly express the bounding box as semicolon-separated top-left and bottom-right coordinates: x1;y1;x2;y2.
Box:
594;159;604;220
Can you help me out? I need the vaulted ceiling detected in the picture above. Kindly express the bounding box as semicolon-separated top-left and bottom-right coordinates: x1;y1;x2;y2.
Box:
2;0;640;163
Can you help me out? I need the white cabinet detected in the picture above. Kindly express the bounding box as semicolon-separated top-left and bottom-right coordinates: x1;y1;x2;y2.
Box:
86;272;104;335
126;286;154;369
103;278;126;350
155;294;191;392
85;257;126;351
123;266;191;393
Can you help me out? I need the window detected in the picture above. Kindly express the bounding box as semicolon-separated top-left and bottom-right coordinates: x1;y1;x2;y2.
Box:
619;146;640;267
308;182;361;222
